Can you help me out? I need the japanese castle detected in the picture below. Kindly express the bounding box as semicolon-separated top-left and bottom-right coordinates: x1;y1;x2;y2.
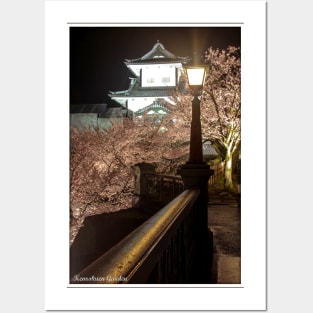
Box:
109;40;191;115
70;41;218;160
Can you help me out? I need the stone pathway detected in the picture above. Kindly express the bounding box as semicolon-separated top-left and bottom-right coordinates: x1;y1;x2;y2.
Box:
208;204;241;284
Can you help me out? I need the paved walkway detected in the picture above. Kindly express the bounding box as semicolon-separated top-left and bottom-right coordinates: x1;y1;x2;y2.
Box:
208;203;241;284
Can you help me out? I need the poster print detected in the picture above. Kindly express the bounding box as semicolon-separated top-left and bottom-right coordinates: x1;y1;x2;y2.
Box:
46;3;264;310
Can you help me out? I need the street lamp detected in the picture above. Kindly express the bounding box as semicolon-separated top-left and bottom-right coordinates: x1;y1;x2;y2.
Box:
185;66;207;88
177;64;213;281
184;65;208;164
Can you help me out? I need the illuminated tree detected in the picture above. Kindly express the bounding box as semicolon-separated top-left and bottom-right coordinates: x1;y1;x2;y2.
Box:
202;46;241;190
70;115;188;233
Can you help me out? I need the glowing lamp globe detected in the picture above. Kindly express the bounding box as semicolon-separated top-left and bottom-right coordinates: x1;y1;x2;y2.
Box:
185;66;208;89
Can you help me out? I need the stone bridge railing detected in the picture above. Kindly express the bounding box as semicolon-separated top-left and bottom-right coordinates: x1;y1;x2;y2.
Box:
132;162;184;208
71;188;213;284
143;173;184;204
131;162;223;208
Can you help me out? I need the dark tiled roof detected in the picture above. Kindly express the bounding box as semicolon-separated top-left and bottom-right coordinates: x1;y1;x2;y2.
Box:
136;101;174;115
203;142;219;156
70;103;108;114
125;58;190;65
125;41;191;64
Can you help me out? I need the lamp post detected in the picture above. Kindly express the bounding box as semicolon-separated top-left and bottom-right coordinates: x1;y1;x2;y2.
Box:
177;64;214;282
178;64;211;187
184;66;207;164
178;64;212;196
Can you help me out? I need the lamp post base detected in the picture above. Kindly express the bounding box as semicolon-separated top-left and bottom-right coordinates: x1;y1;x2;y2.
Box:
177;162;214;228
177;163;213;191
177;162;214;282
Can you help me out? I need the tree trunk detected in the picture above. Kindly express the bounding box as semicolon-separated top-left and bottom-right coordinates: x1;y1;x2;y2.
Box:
224;149;233;191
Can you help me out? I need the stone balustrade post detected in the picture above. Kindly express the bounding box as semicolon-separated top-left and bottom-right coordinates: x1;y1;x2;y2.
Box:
132;162;156;208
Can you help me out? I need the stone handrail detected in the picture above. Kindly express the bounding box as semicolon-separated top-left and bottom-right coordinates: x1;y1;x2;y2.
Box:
71;189;201;284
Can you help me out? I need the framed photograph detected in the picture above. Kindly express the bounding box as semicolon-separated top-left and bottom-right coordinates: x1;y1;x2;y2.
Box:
45;0;267;310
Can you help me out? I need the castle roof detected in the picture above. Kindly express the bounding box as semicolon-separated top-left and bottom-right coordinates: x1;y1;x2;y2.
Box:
125;41;191;65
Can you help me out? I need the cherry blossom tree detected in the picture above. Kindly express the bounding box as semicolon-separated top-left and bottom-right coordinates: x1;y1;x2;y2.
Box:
201;46;241;190
70;115;188;222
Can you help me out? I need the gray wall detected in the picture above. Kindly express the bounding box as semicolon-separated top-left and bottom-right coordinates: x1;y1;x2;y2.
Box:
70;113;118;130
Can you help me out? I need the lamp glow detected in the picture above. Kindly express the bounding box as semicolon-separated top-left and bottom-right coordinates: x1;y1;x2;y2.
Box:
185;66;207;87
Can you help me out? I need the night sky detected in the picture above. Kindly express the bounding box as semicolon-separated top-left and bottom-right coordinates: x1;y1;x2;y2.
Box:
70;27;241;106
